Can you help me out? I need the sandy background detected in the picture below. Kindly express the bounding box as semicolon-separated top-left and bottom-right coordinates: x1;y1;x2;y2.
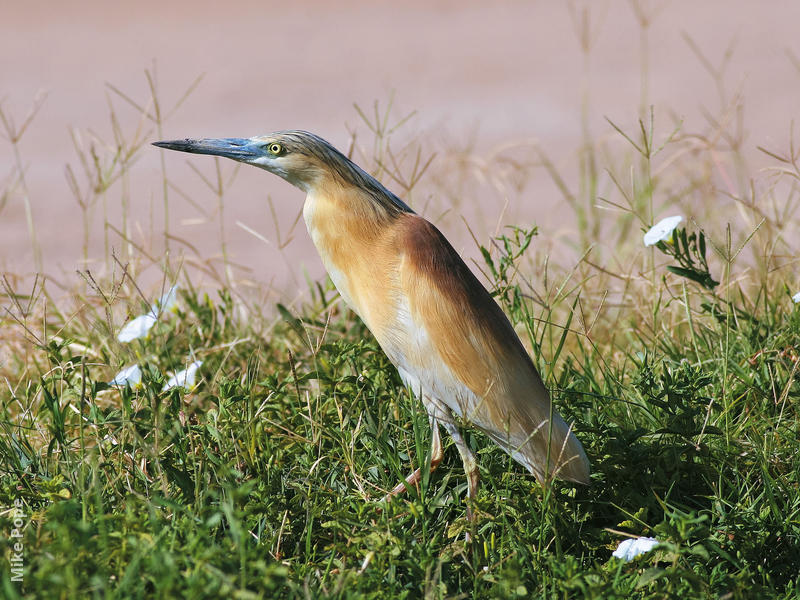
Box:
2;1;799;299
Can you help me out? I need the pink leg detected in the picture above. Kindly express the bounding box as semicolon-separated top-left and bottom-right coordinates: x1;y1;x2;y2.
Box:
384;419;443;501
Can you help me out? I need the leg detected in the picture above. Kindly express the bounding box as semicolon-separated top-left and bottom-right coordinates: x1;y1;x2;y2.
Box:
441;421;479;522
383;416;443;501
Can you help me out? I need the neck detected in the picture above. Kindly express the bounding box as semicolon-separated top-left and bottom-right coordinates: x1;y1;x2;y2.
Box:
306;173;404;230
302;149;413;217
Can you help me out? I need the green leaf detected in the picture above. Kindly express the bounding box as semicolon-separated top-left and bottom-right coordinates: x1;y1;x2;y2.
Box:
636;567;666;588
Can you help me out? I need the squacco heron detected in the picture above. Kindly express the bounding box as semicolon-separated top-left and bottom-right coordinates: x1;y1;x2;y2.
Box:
154;131;590;517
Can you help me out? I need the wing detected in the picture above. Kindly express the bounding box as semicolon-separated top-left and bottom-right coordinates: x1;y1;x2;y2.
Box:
391;214;589;484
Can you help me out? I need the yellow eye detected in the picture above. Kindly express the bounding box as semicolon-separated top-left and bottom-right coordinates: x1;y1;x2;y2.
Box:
268;143;283;155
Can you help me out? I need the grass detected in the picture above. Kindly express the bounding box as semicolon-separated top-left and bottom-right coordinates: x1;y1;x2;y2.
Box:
2;11;800;597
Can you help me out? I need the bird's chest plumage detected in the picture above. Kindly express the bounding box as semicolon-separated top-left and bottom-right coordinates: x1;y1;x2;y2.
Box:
302;192;401;337
303;202;358;312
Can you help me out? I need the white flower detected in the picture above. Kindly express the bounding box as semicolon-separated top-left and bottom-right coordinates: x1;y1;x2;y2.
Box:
152;285;179;316
110;364;142;388
793;292;800;304
162;361;203;391
117;285;179;343
644;216;683;246
117;313;157;342
612;537;660;561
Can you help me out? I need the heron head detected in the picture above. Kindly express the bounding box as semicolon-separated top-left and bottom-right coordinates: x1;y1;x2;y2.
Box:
154;130;413;214
153;130;339;192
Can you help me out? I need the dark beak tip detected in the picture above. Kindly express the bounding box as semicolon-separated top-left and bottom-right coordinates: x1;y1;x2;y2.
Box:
152;139;193;150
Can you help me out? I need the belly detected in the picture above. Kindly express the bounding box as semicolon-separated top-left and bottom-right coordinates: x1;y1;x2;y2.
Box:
381;298;480;423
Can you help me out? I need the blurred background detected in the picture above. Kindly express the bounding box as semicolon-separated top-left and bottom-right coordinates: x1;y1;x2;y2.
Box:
2;0;799;301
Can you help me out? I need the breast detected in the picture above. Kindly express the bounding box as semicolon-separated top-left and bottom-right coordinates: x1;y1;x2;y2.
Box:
302;190;403;338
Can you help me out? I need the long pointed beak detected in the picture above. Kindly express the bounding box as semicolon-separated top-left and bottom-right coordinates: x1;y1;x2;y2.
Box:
152;137;263;161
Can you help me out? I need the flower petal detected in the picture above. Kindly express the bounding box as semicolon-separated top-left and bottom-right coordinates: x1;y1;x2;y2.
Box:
644;215;683;246
150;284;179;317
793;292;800;304
162;360;203;391
612;537;660;561
117;313;157;342
110;364;142;387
